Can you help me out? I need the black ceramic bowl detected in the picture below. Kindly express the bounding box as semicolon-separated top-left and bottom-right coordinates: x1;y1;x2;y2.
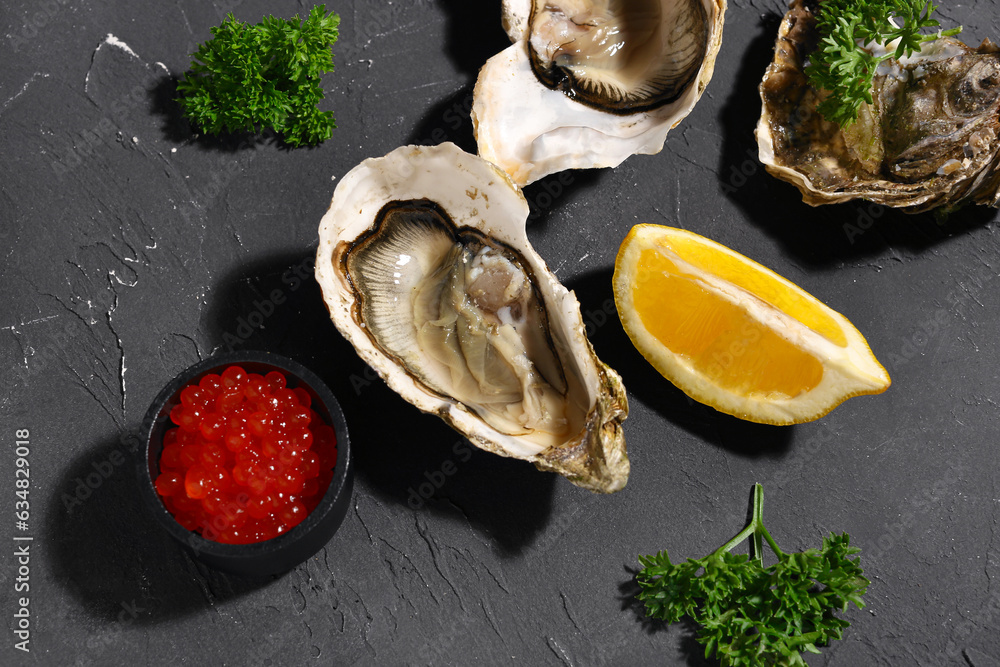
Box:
138;350;352;576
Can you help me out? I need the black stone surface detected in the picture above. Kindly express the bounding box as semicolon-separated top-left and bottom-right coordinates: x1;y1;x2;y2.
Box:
2;1;999;665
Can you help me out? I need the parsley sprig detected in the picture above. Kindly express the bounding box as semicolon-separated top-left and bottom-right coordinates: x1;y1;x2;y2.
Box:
176;6;340;147
805;0;962;127
636;484;869;666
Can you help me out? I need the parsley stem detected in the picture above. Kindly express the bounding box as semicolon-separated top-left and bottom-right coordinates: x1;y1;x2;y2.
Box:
751;483;764;561
635;484;870;664
714;521;755;556
712;483;786;560
758;521;786;559
754;483;786;558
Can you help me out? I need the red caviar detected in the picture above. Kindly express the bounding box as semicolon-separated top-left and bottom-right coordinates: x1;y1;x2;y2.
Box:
155;365;338;544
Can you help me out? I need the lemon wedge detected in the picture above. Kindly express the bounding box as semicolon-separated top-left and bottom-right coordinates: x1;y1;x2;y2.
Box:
613;224;890;424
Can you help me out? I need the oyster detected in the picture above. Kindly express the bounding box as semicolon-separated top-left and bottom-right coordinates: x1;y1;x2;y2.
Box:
315;143;629;493
757;0;1000;212
473;0;727;186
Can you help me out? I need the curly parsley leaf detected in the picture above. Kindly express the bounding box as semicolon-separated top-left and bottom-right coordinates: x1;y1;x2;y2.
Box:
176;5;340;147
805;0;962;127
636;484;869;667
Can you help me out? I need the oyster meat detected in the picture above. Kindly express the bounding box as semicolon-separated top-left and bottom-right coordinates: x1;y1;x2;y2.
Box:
315;143;629;493
473;0;727;185
757;0;1000;212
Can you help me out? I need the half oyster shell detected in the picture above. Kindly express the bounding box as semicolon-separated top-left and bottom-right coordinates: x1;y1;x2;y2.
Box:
315;143;629;493
474;0;727;186
757;0;1000;212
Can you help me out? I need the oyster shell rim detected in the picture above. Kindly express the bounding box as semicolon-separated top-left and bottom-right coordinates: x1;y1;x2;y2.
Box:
315;142;630;493
472;0;728;186
755;0;1000;213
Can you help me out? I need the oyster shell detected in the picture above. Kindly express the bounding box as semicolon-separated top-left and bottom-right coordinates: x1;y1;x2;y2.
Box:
757;0;1000;212
315;143;629;493
473;0;727;186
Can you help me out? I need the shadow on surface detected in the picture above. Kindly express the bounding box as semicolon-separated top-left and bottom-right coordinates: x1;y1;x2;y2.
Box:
619;566;715;667
148;75;288;152
522;168;608;230
406;82;478;153
435;0;509;77
202;249;557;557
717;15;999;267
567;268;794;459
48;436;272;626
404;78;608;230
405;0;512;151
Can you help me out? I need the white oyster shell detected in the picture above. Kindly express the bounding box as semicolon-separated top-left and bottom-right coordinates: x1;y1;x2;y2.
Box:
315;143;629;493
473;0;727;186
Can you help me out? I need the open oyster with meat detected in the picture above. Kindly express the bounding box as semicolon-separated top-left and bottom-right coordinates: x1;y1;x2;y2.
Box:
757;0;1000;212
473;0;727;186
315;143;629;493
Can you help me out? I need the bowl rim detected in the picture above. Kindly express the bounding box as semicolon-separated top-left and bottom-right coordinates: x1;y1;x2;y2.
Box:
137;350;352;565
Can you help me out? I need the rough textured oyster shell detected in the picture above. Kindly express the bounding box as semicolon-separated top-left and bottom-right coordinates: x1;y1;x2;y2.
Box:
315;143;629;493
473;0;727;186
757;0;1000;212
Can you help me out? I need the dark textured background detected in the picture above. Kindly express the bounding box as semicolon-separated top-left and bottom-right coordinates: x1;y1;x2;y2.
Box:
2;1;1000;665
